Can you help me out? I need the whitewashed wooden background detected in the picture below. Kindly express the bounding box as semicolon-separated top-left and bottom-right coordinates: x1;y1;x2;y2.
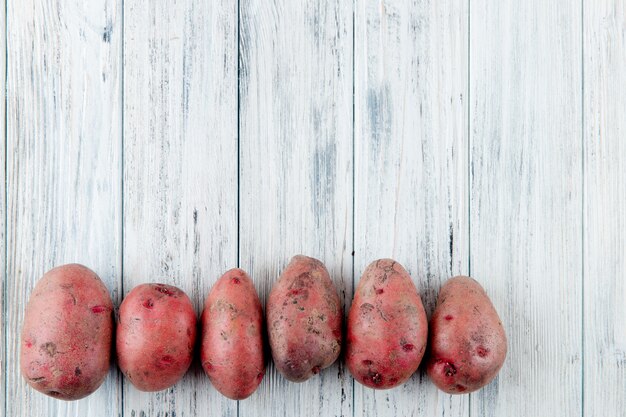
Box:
1;0;625;416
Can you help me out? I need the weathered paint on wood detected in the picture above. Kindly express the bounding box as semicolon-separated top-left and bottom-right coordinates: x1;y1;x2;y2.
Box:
469;1;583;416
583;1;626;413
238;1;353;416
354;1;469;416
5;0;123;416
123;0;238;415
0;0;5;413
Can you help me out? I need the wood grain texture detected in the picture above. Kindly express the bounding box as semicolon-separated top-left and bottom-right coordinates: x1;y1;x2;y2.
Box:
123;0;238;415
238;1;353;416
0;0;5;413
470;1;582;415
5;0;123;416
354;1;468;416
583;1;626;413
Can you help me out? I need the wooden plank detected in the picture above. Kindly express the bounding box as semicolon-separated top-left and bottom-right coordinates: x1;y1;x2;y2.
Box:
122;0;238;415
238;0;353;416
0;0;5;414
353;1;469;416
5;0;123;416
469;1;582;415
583;1;626;413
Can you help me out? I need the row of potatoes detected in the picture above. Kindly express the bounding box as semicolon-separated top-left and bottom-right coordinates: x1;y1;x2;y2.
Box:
20;255;507;401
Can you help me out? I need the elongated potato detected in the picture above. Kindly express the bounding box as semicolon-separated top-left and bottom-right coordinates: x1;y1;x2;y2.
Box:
426;276;507;394
201;268;265;399
346;259;428;389
117;283;197;392
20;264;114;400
267;255;342;382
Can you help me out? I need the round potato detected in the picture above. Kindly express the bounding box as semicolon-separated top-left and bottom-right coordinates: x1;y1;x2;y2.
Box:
201;268;265;399
426;276;507;394
346;259;428;389
267;255;342;382
20;264;114;400
117;283;197;392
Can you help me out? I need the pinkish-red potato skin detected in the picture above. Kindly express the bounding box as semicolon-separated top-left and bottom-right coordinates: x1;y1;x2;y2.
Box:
116;283;197;392
20;264;114;400
200;268;265;400
267;255;342;382
426;276;507;394
346;259;428;389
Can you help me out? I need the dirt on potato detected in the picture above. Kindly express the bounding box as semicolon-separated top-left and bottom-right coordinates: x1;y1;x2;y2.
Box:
267;255;342;382
116;283;197;392
20;264;114;400
201;268;265;400
426;276;507;394
346;259;428;389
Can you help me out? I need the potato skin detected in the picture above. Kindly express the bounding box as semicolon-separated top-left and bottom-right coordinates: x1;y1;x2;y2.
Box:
201;269;265;399
267;255;342;382
346;259;428;389
117;283;197;392
426;276;507;394
20;264;114;400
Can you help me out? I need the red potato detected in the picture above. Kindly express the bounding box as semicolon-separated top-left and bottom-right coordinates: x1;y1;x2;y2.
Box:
346;259;428;389
267;255;342;382
116;283;197;392
20;264;114;400
201;268;265;400
426;276;507;394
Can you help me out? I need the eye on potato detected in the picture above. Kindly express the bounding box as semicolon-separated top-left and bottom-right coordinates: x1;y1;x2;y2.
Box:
346;259;428;389
426;276;507;394
201;268;265;400
116;283;197;392
267;255;342;382
20;264;114;400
